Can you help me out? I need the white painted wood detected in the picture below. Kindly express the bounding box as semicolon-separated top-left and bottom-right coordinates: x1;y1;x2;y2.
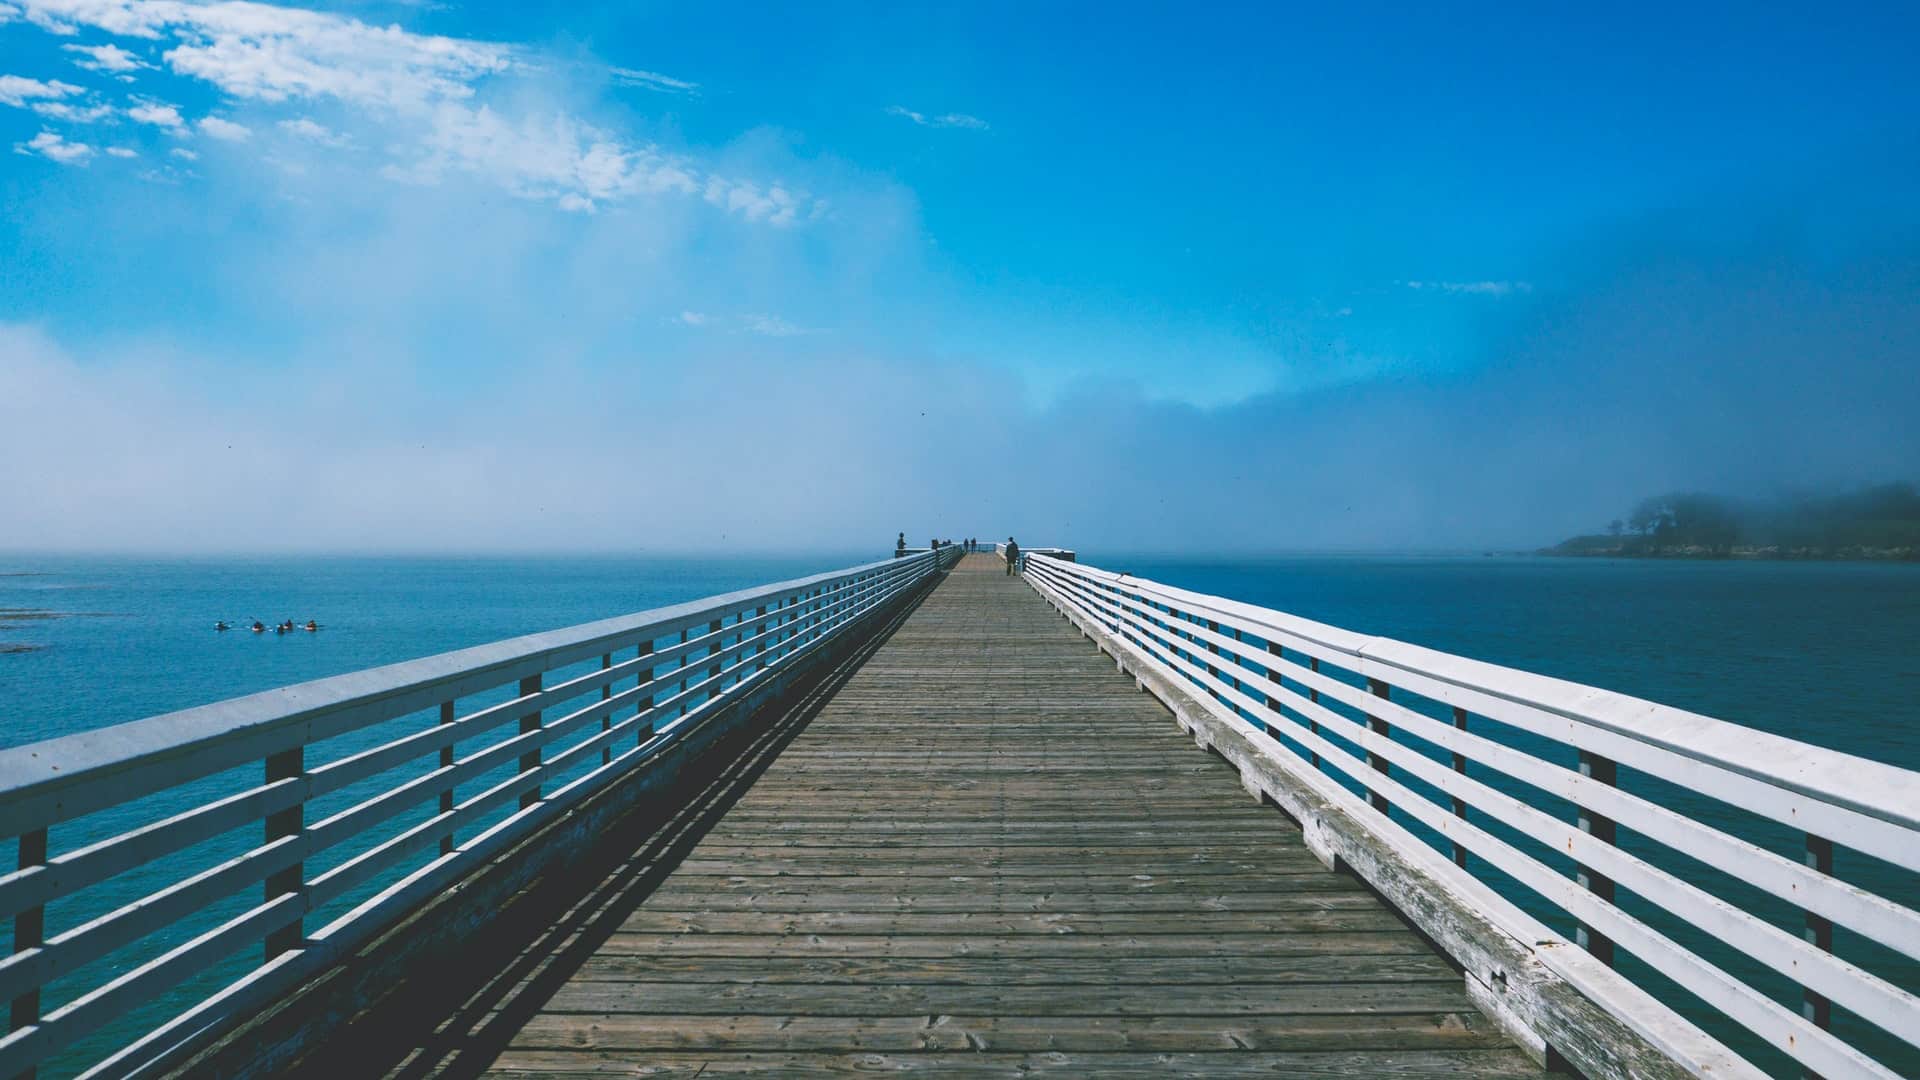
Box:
1068;571;1920;962
1024;554;1920;1079
0;546;957;1078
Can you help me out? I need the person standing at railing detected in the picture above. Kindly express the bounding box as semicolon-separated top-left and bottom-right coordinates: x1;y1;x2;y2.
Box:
1004;537;1020;575
897;532;907;557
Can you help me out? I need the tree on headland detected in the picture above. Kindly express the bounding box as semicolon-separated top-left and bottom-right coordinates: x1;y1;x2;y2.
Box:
1549;483;1920;559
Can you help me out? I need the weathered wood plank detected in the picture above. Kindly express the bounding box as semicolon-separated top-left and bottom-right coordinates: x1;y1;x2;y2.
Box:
537;980;1486;1016
506;1011;1507;1052
459;553;1537;1078
484;1049;1544;1077
591;932;1429;959
613;910;1411;934
562;954;1460;984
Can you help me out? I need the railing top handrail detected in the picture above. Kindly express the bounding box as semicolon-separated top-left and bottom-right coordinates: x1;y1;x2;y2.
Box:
1028;552;1920;833
0;551;935;821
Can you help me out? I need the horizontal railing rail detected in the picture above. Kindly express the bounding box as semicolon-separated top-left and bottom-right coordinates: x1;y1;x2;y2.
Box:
0;547;960;1078
1022;553;1919;1080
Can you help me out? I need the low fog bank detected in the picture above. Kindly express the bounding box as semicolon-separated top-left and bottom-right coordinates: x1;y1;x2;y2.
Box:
4;175;1915;555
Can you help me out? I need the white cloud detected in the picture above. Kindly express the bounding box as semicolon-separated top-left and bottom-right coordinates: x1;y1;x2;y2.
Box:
700;176;812;227
0;74;113;121
167;145;195;160
31;99;114;121
105;144;136;157
197;115;251;141
886;105;988;131
0;73;82;106
277;115;346;146
13;129;94;164
127;96;184;130
741;313;820;337
62;41;146;74
8;0;829;223
1404;280;1533;296
381;101;818;223
610;66;697;96
21;0;512;106
0;3;18;24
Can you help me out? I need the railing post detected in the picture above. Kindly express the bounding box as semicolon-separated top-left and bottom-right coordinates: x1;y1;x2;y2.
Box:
1202;619;1225;706
1575;749;1617;966
518;674;543;810
263;747;303;958
1307;657;1321;770
1263;642;1283;738
630;639;656;743
1802;832;1834;1038
1450;706;1468;868
600;652;613;765
438;700;456;856
754;605;768;670
779;596;793;658
11;826;47;1059
1364;678;1392;815
707;618;724;700
678;628;690;717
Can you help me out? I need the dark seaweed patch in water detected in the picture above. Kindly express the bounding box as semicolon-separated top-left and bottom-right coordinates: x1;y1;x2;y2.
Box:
0;608;113;655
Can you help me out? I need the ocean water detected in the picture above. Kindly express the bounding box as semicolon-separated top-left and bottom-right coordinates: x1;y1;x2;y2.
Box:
0;554;870;749
3;552;1917;1075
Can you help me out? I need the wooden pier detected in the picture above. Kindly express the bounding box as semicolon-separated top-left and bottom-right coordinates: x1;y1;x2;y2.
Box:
1;545;1914;1078
432;552;1534;1076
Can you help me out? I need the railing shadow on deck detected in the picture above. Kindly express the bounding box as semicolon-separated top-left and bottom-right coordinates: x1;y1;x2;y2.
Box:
276;570;944;1080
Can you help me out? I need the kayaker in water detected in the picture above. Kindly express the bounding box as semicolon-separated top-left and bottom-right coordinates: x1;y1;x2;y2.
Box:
251;620;266;633
215;621;230;631
303;620;318;632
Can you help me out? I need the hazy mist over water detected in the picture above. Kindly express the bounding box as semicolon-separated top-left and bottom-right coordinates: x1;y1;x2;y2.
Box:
4;152;1916;555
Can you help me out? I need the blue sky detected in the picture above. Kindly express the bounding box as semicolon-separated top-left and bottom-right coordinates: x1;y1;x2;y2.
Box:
1;1;1916;551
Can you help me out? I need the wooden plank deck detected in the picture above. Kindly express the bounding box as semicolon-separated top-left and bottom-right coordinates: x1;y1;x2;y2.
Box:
368;553;1539;1077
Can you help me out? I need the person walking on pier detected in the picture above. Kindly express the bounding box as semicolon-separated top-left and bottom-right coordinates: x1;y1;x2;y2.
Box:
1004;537;1020;575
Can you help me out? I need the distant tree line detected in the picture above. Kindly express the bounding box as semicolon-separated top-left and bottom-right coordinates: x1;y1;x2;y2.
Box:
1550;483;1920;559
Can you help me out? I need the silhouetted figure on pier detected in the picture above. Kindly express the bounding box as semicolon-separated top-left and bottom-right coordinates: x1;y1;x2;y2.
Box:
896;532;907;555
1004;537;1020;575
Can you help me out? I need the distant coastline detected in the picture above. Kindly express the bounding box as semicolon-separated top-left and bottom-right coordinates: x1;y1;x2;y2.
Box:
1542;484;1920;562
1541;538;1916;561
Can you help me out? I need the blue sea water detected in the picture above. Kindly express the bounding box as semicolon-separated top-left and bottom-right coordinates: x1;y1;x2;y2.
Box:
2;552;1917;1075
0;554;871;749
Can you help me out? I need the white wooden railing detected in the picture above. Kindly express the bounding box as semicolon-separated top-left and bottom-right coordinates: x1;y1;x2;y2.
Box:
0;547;959;1078
1022;553;1919;1080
